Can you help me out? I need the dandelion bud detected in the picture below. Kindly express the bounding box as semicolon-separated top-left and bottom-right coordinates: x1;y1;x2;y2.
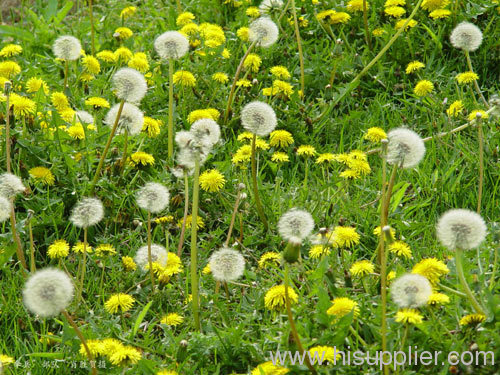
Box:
23;268;74;317
450;22;483;52
386;128;426;169
190;119;221;147
476;111;483;119
75;110;94;125
382;225;395;244
249;17;279;48
52;35;81;61
241;101;277;137
112;67;147;103
136;182;170;213
390;273;432;308
238;183;246;190
436;209;487;250
240;192;247;200
4;80;11;92
282;241;300;263
278;208;315;244
0;196;11;222
209;247;245;282
105;103;144;135
0;172;25;198
154;31;189;60
134;243;168;271
70;197;104;228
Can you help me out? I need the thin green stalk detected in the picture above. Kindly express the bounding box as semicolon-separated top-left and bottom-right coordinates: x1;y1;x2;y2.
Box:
62;310;97;375
5;83;11;173
291;0;305;95
191;157;201;331
277;0;292;23
168;59;175;158
362;0;372;50
251;134;268;231
28;211;36;272
177;172;189;257
147;211;156;292
455;248;485;315
436;282;466;297
64;60;69;89
223;41;257;124
489;247;498;290
284;263;317;374
225;189;242;247
348;325;367;348
89;0;95;56
476;115;483;214
89;99;125;194
77;228;88;304
464;50;489;108
10;198;28;273
119;129;129;175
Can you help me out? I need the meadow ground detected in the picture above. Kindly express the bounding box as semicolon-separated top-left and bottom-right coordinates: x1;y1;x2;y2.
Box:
0;0;499;374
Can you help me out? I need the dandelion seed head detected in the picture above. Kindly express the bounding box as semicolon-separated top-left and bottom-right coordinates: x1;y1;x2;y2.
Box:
209;247;245;282
390;273;432;308
190;118;221;147
436;209;487;250
112;68;147;103
136;182;170;213
450;22;483;52
70;197;104;228
259;0;284;12
249;18;279;48
52;35;81;61
105;103;144;135
386;128;425;168
241;101;277;137
278;208;314;244
0;196;12;222
154;31;189;60
134;243;168;271
23;268;74;317
75;110;94;125
0;173;25;198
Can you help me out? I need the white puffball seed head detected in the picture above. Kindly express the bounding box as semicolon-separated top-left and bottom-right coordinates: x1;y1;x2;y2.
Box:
52;35;81;61
0;172;25;198
136;182;170;213
0;196;12;222
154;31;189;60
112;68;147;103
436;209;487;250
241;101;277;137
135;243;168;271
450;22;483;52
209;247;245;282
105;103;144;136
386;128;426;169
70;197;104;228
249;18;279;48
23;268;74;317
75;110;94;125
390;273;432;308
190;118;221;147
278;208;315;244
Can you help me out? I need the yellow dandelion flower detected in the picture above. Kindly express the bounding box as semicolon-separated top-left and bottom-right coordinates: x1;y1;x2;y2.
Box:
67;123;85;140
309;245;331;259
296;145;316;157
26;77;49;94
258;252;281;268
395;19;417;30
373;226;396;237
80;73;94;83
385;6;406;17
199;169;226;192
413;80;434;96
308;346;341;363
271;152;290;163
142;117;162;137
265;285;298;311
81;55;101;74
120;6;137;19
155;215;174;224
372;28;386;36
0;61;21;78
212;72;229;83
160;313;184;326
364;127;387;143
246;6;260;17
96;50;117;63
187;108;220;123
405;61;425;74
316;153;335;164
468;110;488;121
459;313;486;326
109;345;142;366
114;27;133;39
269;130;294;148
427;292;450;305
130;151;155;167
29;166;55;185
456;71;478;84
114;47;133;62
429;8;451;19
10;94;36;117
180;22;199;36
270;66;291;80
446;100;463;117
237;27;250;41
105;293;135;314
327;297;359;318
177;11;195;26
389;241;412;259
251;362;289;375
173;70;196;87
85;96;110;108
71;241;92;254
422;0;450;11
236;78;252;88
178;215;205;229
95;243;116;256
151;253;183;283
243;53;262;72
122;256;137;271
350;260;374;277
0;44;22;57
387;271;397;282
51;92;69;111
128;53;150;73
347;0;369;12
0;354;15;366
47;239;70;259
395;309;423;324
221;48;231;59
333;226;360;248
412;258;449;285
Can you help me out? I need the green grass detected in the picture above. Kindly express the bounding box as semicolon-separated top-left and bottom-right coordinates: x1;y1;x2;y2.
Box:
0;0;499;374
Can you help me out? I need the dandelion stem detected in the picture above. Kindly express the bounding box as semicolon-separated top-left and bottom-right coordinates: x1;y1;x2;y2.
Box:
382;165;399;222
147;211;156;292
63;60;69;89
223;41;257;124
251;134;268;231
89;99;125;194
10;198;28;273
5;85;11;173
284;263;317;374
225;189;243;247
436;282;466;297
177;171;190;257
362;0;372;51
89;0;95;56
489;247;498;290
278;0;292;23
28;212;36;272
175;0;182;13
348;325;367;348
455;248;486;315
62;310;97;375
168;59;175;158
464;50;489;108
476;115;484;214
76;228;88;303
119;129;129;175
290;0;305;95
191;157;201;331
